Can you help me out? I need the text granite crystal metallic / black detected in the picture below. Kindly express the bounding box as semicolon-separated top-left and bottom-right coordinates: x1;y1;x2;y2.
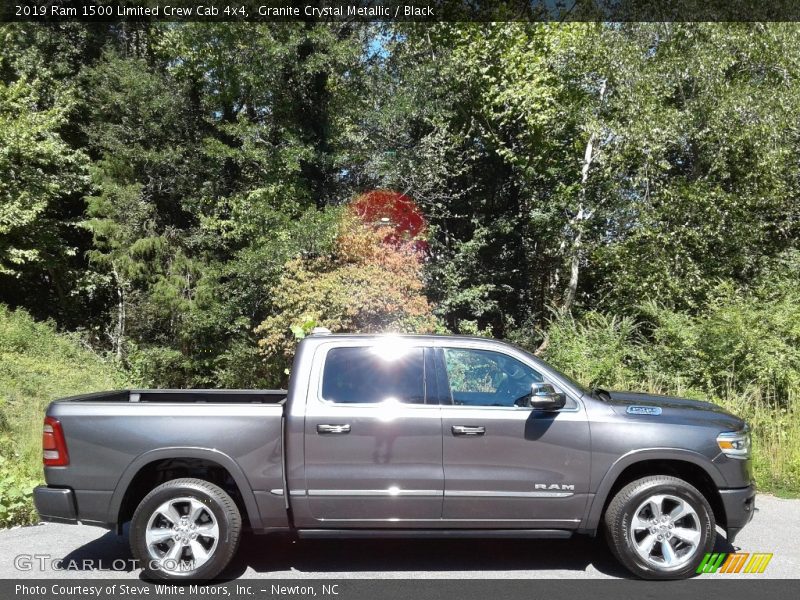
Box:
33;329;756;580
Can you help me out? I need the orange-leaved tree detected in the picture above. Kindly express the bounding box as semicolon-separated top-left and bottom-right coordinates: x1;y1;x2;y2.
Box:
255;213;440;380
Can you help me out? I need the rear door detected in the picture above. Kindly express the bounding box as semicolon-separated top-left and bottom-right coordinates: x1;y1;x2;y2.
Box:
437;343;591;528
302;340;444;524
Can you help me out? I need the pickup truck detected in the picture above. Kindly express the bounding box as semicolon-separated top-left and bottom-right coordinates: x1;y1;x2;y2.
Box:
34;331;755;580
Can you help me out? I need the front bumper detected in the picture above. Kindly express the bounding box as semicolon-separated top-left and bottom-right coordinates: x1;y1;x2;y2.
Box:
719;483;756;543
33;485;78;524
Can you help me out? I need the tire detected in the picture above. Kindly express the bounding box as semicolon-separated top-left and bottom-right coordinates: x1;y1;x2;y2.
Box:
603;475;715;580
130;478;242;580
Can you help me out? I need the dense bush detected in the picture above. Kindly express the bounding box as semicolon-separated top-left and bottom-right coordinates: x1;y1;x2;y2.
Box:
518;263;800;494
0;306;131;526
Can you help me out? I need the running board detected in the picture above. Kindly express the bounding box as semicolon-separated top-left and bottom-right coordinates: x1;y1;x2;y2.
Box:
296;529;573;540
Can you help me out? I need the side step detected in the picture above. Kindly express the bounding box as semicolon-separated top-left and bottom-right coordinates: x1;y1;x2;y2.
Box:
296;529;573;540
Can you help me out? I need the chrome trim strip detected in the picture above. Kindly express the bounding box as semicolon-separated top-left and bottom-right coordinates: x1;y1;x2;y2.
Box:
289;489;307;497
314;518;582;523
445;490;574;498
269;488;284;496
439;404;581;413
307;489;441;497
306;489;574;498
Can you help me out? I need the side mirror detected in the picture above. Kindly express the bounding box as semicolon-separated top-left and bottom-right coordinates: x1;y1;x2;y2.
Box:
528;383;567;411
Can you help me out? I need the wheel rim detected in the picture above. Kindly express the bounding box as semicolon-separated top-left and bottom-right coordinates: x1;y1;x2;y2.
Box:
145;496;219;574
629;493;702;571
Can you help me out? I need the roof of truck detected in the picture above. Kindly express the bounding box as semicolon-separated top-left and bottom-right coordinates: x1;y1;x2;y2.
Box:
306;330;501;344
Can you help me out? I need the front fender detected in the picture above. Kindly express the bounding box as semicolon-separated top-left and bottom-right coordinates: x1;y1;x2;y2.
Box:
581;448;725;532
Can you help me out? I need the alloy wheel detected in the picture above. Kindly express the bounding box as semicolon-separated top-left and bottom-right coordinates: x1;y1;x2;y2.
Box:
629;493;702;571
144;496;219;574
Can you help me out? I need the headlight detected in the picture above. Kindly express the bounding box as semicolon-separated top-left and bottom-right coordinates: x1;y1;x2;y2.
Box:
717;428;751;459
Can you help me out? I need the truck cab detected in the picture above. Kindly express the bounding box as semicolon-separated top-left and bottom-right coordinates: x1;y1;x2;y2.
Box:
285;334;591;529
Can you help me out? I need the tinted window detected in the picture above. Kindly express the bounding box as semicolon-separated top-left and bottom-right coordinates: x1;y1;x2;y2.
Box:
443;348;543;407
322;346;425;404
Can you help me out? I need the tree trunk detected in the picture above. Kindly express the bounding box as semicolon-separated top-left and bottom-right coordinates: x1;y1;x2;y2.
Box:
562;79;606;314
537;80;607;356
112;265;126;362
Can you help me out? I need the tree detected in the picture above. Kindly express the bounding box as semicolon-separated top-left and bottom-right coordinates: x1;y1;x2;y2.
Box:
588;24;800;314
0;23;113;326
255;214;440;382
82;51;201;359
0;79;88;283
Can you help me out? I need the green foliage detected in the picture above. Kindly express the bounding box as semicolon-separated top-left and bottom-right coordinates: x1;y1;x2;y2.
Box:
532;312;641;389
527;262;800;493
0;459;38;528
185;200;344;387
0;78;88;275
635;253;800;401
0;305;132;526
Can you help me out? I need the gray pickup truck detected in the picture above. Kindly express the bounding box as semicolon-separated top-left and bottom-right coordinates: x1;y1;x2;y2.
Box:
34;331;755;580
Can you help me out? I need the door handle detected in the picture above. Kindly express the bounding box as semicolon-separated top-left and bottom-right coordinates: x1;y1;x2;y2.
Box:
451;425;485;436
317;424;351;434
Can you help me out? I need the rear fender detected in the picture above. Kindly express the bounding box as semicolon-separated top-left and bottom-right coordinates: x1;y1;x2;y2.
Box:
107;447;263;531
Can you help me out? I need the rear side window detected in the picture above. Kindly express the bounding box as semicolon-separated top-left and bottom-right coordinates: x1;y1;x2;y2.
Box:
321;346;425;404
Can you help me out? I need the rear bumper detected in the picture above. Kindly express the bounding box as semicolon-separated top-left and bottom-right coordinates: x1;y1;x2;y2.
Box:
33;485;78;524
719;483;756;543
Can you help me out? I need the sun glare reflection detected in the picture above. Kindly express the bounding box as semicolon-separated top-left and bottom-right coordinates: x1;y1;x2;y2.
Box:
377;396;405;422
370;336;412;361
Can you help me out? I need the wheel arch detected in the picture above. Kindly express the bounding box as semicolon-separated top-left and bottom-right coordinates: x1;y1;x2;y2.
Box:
582;449;727;534
108;447;262;533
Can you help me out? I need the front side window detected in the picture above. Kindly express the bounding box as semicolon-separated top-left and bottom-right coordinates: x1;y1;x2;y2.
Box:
321;346;425;404
443;348;544;407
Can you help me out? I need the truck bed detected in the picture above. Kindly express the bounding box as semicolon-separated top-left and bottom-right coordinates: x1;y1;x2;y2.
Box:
44;390;288;532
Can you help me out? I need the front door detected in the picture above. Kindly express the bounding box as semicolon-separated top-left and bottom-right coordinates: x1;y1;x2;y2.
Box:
438;345;591;528
303;342;444;524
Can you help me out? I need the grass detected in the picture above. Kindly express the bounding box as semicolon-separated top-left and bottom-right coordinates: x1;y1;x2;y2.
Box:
627;375;800;495
717;389;800;495
0;305;131;526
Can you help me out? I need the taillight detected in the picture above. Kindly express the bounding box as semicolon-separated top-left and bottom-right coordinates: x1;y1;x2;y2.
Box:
43;416;69;466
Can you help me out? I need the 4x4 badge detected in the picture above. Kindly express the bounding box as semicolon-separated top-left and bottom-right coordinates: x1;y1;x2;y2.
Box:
627;405;662;415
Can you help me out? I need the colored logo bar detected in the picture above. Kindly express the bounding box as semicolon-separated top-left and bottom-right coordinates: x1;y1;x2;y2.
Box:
697;553;773;574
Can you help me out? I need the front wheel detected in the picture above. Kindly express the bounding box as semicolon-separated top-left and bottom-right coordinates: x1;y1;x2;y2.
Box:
604;475;716;579
130;478;242;580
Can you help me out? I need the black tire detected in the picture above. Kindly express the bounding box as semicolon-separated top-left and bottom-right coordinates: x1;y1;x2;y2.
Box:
130;478;242;580
604;475;715;580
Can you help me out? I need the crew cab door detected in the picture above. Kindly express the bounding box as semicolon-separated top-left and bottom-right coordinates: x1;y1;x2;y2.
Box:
437;344;591;528
301;341;443;524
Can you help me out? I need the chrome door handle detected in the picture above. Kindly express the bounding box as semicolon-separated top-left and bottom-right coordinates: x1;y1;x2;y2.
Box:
317;424;351;434
451;425;485;436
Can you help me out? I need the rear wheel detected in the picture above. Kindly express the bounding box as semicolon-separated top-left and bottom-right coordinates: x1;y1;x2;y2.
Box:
604;475;715;579
130;478;241;580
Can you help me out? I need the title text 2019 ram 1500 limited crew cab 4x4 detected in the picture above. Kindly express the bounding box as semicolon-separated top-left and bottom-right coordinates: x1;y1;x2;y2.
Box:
34;331;755;580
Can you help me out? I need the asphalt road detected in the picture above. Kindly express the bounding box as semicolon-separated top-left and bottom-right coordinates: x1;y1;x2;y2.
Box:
0;495;796;580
